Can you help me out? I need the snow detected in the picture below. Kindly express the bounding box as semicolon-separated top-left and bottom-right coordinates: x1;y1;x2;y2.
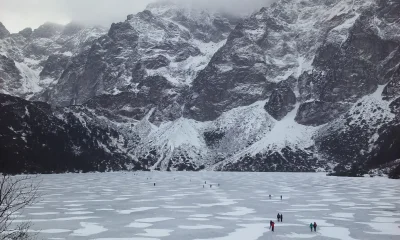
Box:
136;218;174;223
116;207;158;214
29;212;59;216
179;225;223;230
326;13;360;44
330;212;354;218
62;51;73;57
219;207;255;216
126;222;153;228
281;232;316;238
359;222;400;235
13;172;400;240
136;117;210;170
151;118;206;150
71;222;107;236
216;102;318;166
136;229;173;237
318;227;358;240
0;23;107;100
14;60;43;96
194;224;268;240
146;39;226;85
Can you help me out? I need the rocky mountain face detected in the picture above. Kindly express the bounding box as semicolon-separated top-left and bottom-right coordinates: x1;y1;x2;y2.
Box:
0;0;399;178
0;21;106;99
39;2;239;110
0;93;144;174
0;23;10;39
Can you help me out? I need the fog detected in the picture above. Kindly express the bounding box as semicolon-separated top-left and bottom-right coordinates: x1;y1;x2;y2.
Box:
0;0;275;33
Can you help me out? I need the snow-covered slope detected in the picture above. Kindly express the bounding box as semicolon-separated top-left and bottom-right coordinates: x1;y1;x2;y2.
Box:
0;22;106;99
184;0;377;121
315;84;398;174
38;2;239;107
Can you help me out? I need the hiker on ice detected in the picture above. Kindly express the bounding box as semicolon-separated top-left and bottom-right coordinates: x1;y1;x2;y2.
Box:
280;213;283;222
269;221;273;229
313;222;317;232
277;213;281;222
271;221;275;232
309;223;313;232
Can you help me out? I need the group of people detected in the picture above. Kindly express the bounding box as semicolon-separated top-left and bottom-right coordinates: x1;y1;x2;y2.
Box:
269;213;283;232
310;222;318;232
270;218;318;233
270;214;318;233
268;195;283;200
277;213;283;222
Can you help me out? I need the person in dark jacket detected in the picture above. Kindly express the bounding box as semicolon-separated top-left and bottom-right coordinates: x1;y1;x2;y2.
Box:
280;214;283;222
313;222;317;232
277;213;281;222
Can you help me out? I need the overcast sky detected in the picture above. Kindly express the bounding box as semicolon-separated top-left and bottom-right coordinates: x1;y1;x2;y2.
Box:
0;0;272;33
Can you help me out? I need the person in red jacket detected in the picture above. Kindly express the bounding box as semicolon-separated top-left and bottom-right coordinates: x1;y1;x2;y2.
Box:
313;222;317;232
271;221;275;232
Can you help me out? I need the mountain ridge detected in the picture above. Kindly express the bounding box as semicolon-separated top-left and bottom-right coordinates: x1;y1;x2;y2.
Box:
0;0;399;178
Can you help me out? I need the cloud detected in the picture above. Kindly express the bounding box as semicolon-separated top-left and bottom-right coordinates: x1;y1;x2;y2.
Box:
0;0;275;33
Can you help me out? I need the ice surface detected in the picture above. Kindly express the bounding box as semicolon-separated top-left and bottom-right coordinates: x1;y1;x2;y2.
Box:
15;172;400;240
179;225;223;229
136;229;173;237
126;222;153;228
71;222;107;236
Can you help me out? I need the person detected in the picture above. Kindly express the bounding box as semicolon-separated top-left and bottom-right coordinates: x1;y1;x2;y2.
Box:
269;195;272;199
313;222;317;232
154;183;156;186
277;213;280;222
280;214;283;222
281;195;282;200
271;221;275;232
270;221;273;229
310;223;313;232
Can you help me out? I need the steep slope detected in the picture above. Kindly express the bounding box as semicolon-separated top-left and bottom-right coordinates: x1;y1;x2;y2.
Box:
315;85;396;174
184;0;376;121
0;22;106;99
213;102;321;172
0;93;142;174
41;2;239;108
134;117;209;171
0;22;10;39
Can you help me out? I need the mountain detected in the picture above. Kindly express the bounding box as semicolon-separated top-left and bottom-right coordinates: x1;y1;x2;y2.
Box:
38;2;239;109
0;22;10;39
0;22;106;99
0;0;399;178
0;93;144;174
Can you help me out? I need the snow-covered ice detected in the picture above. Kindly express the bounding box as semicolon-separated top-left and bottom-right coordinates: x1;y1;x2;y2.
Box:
14;172;400;239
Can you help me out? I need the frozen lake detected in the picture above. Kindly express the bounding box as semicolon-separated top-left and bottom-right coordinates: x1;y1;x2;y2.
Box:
13;172;400;239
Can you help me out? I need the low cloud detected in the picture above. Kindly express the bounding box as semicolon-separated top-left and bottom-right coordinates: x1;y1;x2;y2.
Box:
0;0;275;33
